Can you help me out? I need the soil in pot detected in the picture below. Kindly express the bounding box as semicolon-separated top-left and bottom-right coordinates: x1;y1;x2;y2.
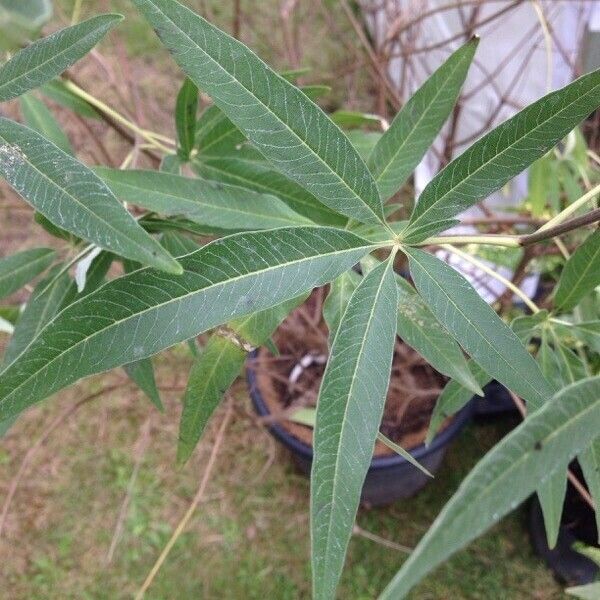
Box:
250;287;452;458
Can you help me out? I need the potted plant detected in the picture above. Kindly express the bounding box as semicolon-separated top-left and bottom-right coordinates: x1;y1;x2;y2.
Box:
0;2;599;598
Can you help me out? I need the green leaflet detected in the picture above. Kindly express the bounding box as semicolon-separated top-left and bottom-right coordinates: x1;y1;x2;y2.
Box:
554;230;600;311
322;270;360;341
20;93;73;155
405;247;553;410
4;266;74;365
0;118;181;274
347;131;382;162
404;68;600;242
159;154;183;174
311;258;398;600
177;334;245;464
40;80;100;119
426;310;549;444
175;78;198;160
395;274;482;396
124;358;163;411
194;156;345;226
0;14;122;102
368;38;477;200
536;336;567;551
121;259;163;411
0;247;55;300
134;0;385;226
0;227;375;421
95;167;312;230
568;321;600;354
330;110;381;129
528;154;555;216
194;105;255;160
0;0;52;51
426;361;489;445
159;231;200;256
380;376;600;599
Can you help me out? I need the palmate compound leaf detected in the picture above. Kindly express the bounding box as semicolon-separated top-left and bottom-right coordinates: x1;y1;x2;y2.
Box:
0;14;122;102
0;118;181;274
133;0;386;227
380;376;600;599
95;167;313;230
403;67;600;243
311;258;398;600
404;247;554;410
0;227;377;421
368;37;477;201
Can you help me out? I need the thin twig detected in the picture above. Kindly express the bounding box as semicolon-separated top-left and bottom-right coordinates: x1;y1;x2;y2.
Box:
353;525;412;554
134;401;234;600
519;209;600;247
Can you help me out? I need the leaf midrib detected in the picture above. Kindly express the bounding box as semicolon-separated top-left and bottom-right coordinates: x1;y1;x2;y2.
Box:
145;0;383;225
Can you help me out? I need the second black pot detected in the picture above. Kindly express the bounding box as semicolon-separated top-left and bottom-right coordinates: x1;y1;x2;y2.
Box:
247;355;474;507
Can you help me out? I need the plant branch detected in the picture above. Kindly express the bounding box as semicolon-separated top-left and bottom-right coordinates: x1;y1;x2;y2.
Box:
419;208;600;249
62;80;175;154
519;208;600;246
537;183;600;233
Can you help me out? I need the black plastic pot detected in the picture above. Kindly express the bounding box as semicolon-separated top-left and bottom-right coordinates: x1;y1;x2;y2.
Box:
529;473;599;585
474;380;519;417
247;354;475;507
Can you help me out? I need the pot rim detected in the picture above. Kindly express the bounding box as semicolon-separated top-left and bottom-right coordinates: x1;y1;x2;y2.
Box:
246;350;474;470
